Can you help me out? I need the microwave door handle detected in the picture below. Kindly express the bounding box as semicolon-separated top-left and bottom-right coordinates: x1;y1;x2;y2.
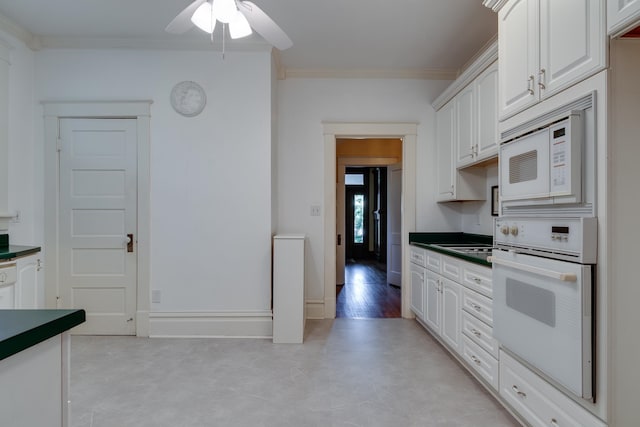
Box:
488;256;577;282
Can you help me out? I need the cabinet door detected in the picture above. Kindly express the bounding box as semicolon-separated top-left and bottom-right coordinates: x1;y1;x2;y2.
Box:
455;84;475;167
608;0;640;36
410;264;425;320
475;62;499;161
16;254;41;309
498;0;538;119
436;101;455;201
424;271;441;332
440;278;462;354
539;0;606;99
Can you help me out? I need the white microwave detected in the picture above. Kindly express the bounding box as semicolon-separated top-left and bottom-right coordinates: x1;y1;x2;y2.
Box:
499;112;583;207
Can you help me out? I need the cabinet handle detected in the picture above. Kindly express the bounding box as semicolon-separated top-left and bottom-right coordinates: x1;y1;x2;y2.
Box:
471;328;482;337
538;69;546;90
512;385;527;398
550;419;559;426
470;303;482;311
527;75;535;95
470;355;482;365
474;144;478;157
470;276;482;284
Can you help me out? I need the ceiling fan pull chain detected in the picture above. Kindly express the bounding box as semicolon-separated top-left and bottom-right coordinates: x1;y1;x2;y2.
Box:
223;23;226;60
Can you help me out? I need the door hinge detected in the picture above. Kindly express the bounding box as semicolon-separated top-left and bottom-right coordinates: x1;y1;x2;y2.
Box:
56;139;62;152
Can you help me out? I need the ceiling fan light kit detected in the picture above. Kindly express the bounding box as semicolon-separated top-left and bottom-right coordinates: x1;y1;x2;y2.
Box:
166;0;293;50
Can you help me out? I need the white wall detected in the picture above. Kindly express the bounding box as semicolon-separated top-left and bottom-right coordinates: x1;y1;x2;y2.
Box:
0;31;37;244
34;48;274;314
276;78;461;304
460;164;497;235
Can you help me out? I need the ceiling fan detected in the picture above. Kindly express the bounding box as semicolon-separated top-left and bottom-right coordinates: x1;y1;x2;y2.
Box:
166;0;293;51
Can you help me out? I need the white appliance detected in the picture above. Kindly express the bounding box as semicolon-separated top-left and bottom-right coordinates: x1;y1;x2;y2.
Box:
491;217;596;400
500;112;583;208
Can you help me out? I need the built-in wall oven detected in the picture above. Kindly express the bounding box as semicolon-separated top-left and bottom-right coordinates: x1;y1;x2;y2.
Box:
493;94;598;402
492;217;596;400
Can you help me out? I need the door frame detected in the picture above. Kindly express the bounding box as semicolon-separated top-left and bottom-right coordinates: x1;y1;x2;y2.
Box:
43;101;152;336
323;122;417;319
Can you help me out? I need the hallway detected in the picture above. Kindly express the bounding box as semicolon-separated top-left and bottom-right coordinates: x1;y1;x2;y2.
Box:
336;260;401;318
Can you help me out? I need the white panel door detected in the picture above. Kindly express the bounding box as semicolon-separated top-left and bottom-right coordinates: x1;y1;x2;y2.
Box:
424;271;441;333
440;277;462;354
387;164;402;286
59;118;137;335
475;62;499;161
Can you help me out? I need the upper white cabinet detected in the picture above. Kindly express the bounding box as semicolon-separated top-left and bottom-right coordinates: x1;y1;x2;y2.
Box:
608;0;640;36
498;0;606;119
456;61;500;168
475;63;500;160
436;100;456;200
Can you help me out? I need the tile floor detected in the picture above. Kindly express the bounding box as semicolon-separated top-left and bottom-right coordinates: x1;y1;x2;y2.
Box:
70;319;520;427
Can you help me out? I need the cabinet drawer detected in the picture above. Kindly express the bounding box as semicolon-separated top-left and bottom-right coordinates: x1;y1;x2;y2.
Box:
461;311;499;359
500;351;606;427
441;255;461;282
425;250;441;273
410;246;426;267
462;262;492;297
462;335;499;391
462;287;493;326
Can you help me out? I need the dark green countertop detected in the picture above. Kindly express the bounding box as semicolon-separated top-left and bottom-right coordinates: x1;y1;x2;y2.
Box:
0;245;41;260
409;232;493;267
0;309;86;360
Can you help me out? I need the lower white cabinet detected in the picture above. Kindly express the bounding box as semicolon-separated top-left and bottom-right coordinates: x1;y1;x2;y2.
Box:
440;277;462;354
424;270;441;332
462;335;499;390
409;263;425;320
16;254;43;309
500;350;606;427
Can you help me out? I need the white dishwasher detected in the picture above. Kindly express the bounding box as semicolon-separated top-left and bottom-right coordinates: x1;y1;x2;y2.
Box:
0;262;17;308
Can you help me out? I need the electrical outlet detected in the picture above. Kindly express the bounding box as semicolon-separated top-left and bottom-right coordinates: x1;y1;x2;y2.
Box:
310;205;321;216
151;290;161;303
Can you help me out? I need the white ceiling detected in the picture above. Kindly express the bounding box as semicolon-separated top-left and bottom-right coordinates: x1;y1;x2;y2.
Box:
0;0;497;77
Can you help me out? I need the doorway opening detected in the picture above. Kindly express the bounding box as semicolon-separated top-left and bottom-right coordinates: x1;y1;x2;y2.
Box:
322;122;418;320
335;140;402;319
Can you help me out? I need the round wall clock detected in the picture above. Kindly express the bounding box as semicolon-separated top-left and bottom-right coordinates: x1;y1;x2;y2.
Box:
170;81;207;117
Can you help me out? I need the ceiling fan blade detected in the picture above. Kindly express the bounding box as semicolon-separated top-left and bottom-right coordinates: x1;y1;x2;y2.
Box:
165;0;207;34
238;1;293;50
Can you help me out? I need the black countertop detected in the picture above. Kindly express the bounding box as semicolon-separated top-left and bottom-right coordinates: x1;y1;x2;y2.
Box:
0;245;41;260
409;232;493;267
0;309;86;360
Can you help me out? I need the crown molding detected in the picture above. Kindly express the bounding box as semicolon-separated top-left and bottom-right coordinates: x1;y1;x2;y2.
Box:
482;0;509;12
0;12;41;50
283;67;457;80
432;38;498;111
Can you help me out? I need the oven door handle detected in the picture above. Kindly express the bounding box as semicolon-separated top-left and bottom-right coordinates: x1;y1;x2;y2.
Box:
488;256;578;282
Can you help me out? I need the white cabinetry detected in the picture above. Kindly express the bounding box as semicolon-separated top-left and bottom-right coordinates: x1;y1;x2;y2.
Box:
436;99;486;202
498;0;606;119
456;61;500;168
422;251;462;355
500;350;606;427
416;247;499;391
410;263;425;320
16;254;43;309
608;0;640;37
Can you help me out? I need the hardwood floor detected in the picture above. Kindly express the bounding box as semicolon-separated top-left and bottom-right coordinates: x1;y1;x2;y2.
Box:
336;259;401;318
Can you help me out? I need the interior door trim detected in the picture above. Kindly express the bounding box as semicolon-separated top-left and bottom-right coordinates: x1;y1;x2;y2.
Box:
323;122;418;319
43;100;152;337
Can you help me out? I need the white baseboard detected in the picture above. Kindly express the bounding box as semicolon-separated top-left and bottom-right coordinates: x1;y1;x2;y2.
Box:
305;300;325;319
148;311;273;338
136;310;150;337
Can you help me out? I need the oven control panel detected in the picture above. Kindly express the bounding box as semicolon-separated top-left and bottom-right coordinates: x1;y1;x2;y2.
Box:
494;217;597;263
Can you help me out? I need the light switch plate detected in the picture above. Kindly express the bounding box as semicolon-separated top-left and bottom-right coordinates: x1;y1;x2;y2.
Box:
310;205;321;216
